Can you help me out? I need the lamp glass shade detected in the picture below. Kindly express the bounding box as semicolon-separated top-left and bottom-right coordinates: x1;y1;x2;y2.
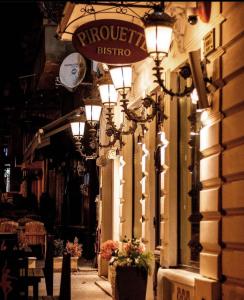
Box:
71;121;85;138
145;25;173;60
85;105;102;122
98;84;118;106
109;66;132;94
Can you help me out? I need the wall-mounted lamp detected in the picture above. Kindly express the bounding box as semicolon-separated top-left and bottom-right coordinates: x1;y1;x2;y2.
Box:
70;100;102;159
97;71;137;149
144;5;174;62
98;71;118;107
83;99;102;154
108;65;164;124
143;4;194;98
70;120;85;143
70;117;88;157
84;99;102;126
109;65;132;96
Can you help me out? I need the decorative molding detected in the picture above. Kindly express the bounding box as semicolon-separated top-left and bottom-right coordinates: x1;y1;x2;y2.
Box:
140;142;149;242
119;156;126;230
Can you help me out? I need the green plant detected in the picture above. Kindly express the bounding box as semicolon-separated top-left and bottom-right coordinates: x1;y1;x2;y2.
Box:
53;238;65;257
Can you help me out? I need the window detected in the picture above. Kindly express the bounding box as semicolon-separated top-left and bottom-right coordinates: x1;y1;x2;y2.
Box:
4;164;10;192
178;97;202;268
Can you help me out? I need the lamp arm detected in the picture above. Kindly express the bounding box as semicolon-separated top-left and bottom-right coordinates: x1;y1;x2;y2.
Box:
153;62;194;98
99;134;121;148
76;147;87;157
105;108;137;136
119;120;137;135
120;96;158;124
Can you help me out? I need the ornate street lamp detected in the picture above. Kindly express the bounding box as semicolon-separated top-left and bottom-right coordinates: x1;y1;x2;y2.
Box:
70;120;85;145
84;99;102;126
143;4;194;98
144;5;174;62
97;72;136;149
108;65;164;125
84;99;102;152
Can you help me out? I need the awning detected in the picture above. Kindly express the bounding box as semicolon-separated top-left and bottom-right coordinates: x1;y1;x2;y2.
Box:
23;108;85;162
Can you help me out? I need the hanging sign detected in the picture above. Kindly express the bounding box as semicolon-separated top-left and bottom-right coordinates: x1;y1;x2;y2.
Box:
72;19;148;64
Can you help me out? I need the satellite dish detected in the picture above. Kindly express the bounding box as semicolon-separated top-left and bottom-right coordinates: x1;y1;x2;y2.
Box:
59;52;86;92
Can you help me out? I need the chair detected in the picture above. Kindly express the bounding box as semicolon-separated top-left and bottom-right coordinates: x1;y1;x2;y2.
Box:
24;221;46;258
0;220;19;233
0;217;11;224
18;216;34;226
25;214;42;221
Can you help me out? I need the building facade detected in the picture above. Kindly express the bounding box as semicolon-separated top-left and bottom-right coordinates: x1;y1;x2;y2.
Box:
91;2;244;299
2;2;242;300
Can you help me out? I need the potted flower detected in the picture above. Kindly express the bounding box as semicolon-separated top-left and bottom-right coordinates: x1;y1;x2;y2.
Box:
101;237;153;300
53;237;82;272
53;238;65;272
53;238;65;257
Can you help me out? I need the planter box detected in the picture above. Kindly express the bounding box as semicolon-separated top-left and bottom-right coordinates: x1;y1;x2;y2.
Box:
53;256;79;272
28;256;37;269
115;266;148;300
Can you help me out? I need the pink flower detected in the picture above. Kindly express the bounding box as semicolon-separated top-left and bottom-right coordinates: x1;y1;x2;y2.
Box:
65;237;82;257
123;239;145;255
100;240;119;261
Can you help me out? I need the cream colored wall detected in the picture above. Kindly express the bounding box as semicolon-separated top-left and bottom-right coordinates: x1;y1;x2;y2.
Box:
96;2;244;299
220;2;244;299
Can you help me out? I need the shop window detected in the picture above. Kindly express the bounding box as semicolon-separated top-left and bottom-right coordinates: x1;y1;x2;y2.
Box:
178;97;202;268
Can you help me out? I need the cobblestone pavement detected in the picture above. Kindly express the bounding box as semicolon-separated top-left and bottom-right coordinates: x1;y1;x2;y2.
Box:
34;271;112;300
29;259;112;300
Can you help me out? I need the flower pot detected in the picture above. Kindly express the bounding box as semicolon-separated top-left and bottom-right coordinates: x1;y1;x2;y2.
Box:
115;266;148;300
53;256;79;272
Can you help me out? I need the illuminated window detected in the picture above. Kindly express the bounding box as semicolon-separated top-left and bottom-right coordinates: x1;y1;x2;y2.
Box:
178;97;202;267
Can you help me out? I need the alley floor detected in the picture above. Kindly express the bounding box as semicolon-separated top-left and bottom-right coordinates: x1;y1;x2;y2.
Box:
29;259;112;300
